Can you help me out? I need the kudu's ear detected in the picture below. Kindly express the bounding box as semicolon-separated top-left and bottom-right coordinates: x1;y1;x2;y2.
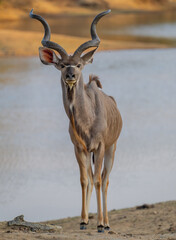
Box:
81;48;97;65
39;47;60;65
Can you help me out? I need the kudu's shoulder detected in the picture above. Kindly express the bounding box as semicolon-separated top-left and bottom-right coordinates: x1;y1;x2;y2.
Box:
86;75;117;105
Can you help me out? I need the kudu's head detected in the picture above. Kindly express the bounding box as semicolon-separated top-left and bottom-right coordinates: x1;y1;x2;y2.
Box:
30;9;110;90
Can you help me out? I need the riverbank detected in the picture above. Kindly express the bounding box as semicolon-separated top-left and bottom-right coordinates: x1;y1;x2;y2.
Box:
0;0;176;57
0;201;176;240
1;0;176;57
0;29;170;57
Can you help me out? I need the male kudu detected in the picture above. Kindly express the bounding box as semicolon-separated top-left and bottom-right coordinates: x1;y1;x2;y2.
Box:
30;9;122;232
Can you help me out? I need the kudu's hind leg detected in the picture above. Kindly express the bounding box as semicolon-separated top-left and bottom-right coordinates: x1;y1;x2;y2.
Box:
75;147;89;229
102;142;117;230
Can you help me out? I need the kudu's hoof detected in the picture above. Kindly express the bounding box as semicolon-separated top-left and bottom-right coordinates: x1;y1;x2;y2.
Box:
97;225;104;233
104;226;110;231
80;222;88;230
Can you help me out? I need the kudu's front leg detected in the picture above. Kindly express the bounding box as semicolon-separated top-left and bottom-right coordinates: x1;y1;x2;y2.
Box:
74;147;90;230
102;142;116;230
93;143;105;232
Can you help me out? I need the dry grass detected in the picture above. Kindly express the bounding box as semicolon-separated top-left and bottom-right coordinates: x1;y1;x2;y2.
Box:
0;0;175;20
0;0;101;21
107;0;173;10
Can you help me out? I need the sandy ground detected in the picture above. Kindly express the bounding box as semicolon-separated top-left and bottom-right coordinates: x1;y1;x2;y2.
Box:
0;201;176;240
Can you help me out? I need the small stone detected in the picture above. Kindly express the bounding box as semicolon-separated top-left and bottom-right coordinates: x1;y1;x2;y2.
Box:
136;204;154;210
7;215;62;233
168;226;176;233
126;233;133;237
108;230;117;234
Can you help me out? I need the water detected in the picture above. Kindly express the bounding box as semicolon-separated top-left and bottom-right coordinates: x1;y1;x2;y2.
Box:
0;49;176;222
114;22;176;38
106;10;176;39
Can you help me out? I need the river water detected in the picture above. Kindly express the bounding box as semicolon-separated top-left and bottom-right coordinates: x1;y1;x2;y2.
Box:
0;48;176;221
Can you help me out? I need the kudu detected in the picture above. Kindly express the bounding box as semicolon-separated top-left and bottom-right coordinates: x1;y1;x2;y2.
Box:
30;9;122;232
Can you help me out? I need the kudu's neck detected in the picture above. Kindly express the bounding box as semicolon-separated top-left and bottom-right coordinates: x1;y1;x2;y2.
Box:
61;73;87;119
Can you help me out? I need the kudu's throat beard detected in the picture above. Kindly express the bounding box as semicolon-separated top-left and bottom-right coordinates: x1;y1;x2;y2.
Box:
63;73;82;102
66;80;76;91
65;80;76;102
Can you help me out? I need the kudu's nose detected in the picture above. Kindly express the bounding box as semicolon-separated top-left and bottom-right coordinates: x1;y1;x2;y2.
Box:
66;73;75;79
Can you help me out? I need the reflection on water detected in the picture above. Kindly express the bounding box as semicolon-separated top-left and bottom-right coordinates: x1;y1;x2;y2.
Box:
111;22;176;39
0;49;176;221
1;10;176;41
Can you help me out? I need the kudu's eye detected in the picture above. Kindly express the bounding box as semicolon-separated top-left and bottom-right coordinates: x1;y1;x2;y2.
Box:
60;64;65;69
77;64;81;68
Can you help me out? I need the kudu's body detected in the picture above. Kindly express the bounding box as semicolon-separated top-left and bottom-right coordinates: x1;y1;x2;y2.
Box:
30;9;122;232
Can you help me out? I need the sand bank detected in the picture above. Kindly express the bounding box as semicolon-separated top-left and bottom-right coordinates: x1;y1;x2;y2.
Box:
0;201;176;240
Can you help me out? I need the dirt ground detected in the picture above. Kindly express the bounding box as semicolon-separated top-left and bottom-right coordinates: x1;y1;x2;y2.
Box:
0;201;176;240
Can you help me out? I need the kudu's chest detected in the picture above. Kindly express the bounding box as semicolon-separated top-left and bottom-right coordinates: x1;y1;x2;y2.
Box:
68;104;99;152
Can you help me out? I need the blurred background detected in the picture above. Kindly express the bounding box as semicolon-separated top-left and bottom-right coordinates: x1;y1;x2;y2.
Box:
1;0;176;55
0;0;176;222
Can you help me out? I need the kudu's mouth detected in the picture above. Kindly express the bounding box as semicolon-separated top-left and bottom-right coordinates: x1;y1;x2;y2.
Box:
65;79;77;90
